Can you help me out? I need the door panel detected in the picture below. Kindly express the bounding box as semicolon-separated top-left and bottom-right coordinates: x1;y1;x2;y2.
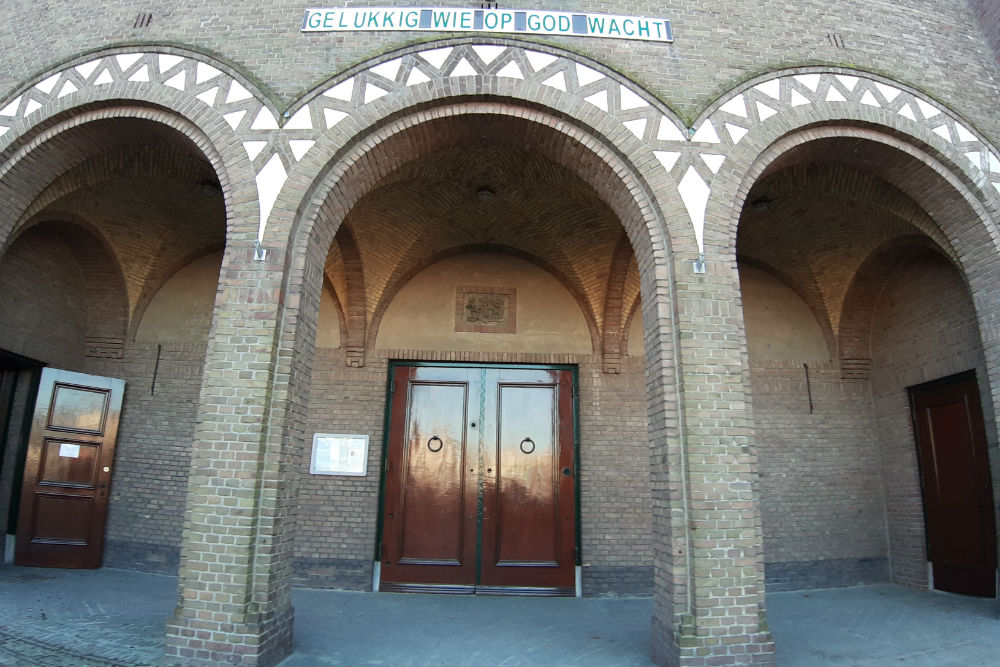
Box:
495;384;559;565
380;364;576;595
911;372;997;597
15;368;125;568
399;383;469;565
380;367;477;590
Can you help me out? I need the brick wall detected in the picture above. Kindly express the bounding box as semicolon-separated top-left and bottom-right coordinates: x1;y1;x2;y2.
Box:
88;342;207;573
296;348;653;595
751;362;889;591
1;1;997;146
0;226;88;370
869;251;994;588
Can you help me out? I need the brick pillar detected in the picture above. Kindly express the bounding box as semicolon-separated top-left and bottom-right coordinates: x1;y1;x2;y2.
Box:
649;258;775;666
165;245;296;666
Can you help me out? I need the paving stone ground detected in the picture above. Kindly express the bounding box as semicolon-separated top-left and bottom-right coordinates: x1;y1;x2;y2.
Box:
2;565;1000;666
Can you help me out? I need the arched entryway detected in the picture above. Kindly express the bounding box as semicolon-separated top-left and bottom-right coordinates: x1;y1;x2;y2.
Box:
0;114;229;573
735;133;1000;597
291;109;662;597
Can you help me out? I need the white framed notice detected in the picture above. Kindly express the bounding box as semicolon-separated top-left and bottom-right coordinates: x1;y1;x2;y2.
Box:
310;433;369;476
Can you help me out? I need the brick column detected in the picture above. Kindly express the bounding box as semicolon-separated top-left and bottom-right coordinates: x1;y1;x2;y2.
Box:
165;245;297;666
649;257;775;666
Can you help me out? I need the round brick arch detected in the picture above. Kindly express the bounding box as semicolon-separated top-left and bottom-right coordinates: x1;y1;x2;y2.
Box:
0;45;273;251
694;67;1000;264
260;40;711;663
692;67;1000;447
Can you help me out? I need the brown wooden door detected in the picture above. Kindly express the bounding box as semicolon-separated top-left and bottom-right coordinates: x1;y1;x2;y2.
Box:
380;364;576;595
910;372;997;597
15;368;125;568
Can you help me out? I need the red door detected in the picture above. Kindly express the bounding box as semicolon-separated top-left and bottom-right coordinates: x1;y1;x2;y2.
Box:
910;372;997;597
15;368;125;568
380;364;577;595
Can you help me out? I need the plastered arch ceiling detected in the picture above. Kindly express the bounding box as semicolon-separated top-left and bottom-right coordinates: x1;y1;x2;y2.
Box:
2;45;998;250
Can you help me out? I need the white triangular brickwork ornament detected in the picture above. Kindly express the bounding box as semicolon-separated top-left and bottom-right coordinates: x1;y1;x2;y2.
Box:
420;47;452;70
691;122;721;143
450;58;478;78
0;97;21;116
163;71;186;90
585;91;609;111
290;140;316;161
756;101;778;120
835;75;859;92
874;82;900;102
36;74;60;94
244;141;267;160
794;74;821;92
719;96;747;118
76;60;100;79
158;54;183;72
196;87;219;106
623;118;647;139
224;110;247;130
656;117;685;142
496;61;523;79
542;71;567;92
324;108;348;128
323;78;355;102
226;81;253;103
726;123;748;144
473;45;506;64
755;79;780;99
370;59;402;81
860;90;881;107
576;64;604;86
251;108;279;130
364;83;389;104
284;107;313;130
94;69;114;86
653;151;681;171
58;81;79;98
116;53;143;72
196;62;221;85
790;89;810;107
525;51;557;72
679;166;710;252
129;66;151;83
825;86;847;103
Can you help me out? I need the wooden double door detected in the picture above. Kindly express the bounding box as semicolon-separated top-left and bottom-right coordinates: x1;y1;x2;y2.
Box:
910;371;997;597
379;364;577;595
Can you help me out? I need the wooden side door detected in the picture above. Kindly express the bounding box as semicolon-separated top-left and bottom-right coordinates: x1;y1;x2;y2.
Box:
910;371;997;597
15;368;125;568
479;367;576;593
380;365;479;592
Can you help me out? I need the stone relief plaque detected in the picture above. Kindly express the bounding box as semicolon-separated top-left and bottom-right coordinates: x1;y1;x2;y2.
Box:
455;286;516;334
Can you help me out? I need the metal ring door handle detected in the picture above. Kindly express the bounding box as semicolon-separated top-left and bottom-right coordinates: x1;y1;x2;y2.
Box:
519;437;535;454
428;436;443;452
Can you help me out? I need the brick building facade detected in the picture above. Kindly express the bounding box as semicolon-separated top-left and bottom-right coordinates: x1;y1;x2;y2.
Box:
1;1;999;665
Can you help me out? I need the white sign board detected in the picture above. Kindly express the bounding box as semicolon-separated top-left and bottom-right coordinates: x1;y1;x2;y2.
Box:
302;7;673;43
310;434;369;476
58;443;81;458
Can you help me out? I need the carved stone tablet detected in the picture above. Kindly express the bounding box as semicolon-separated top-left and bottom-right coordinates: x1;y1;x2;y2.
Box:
455;286;516;333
